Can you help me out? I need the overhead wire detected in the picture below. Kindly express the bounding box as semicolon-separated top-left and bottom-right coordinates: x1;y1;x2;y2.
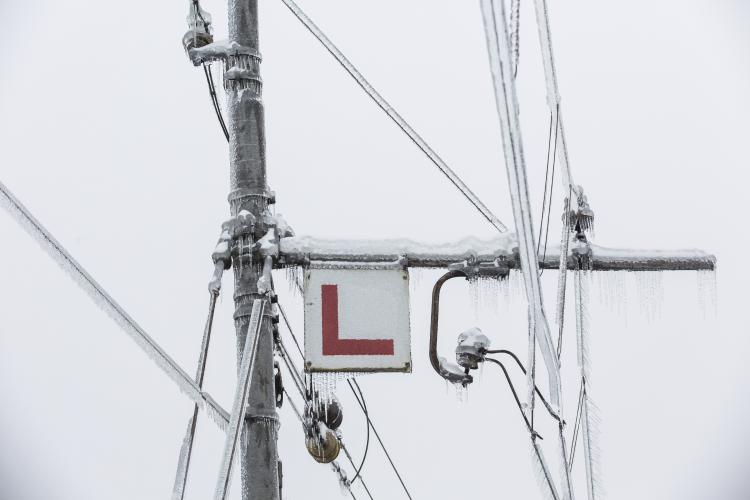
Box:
349;381;371;485
537;105;559;275
203;64;230;141
347;379;413;500
484;349;559;421
278;0;509;234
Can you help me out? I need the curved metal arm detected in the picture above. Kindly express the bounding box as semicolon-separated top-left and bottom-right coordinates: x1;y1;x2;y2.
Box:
429;270;472;385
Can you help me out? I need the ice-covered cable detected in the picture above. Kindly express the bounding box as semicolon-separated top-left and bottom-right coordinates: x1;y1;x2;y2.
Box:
479;0;562;409
172;291;220;500
278;0;508;234
0;181;230;429
556;195;571;358
531;0;580;199
213;300;267;500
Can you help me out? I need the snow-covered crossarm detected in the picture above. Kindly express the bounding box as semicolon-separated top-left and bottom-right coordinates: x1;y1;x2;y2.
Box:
278;235;715;271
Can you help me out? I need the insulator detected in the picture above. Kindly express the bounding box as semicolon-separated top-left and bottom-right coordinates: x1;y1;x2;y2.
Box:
305;429;341;464
274;361;283;409
182;30;213;53
317;398;343;430
455;327;490;371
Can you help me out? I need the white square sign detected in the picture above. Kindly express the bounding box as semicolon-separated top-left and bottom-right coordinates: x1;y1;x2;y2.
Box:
304;267;412;373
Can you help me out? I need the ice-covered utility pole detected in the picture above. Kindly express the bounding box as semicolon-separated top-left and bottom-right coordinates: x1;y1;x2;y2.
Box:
224;0;280;497
209;0;280;498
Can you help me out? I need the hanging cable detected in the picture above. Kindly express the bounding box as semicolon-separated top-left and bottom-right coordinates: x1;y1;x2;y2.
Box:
484;350;559;421
483;358;538;434
347;380;413;500
349;381;371;484
203;64;230;141
537;105;559;275
278;0;508;234
278;300;305;360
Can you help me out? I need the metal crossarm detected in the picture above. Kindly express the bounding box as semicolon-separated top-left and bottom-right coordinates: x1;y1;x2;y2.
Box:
278;236;715;271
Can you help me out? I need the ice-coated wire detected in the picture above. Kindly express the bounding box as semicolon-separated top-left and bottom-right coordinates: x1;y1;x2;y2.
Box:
172;291;220;500
348;380;412;500
510;0;521;77
0;181;231;429
213;300;267;500
479;0;561;410
275;333;307;398
556;194;571;358
340;441;375;500
278;300;305;359
531;0;580;199
278;0;508;234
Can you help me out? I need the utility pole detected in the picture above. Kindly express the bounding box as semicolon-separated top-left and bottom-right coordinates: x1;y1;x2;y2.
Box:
226;0;280;498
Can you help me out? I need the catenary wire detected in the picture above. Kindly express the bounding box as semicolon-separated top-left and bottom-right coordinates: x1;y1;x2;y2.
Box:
278;0;508;234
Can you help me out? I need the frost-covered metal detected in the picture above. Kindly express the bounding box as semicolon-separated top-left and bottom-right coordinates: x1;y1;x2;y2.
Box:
279;235;715;271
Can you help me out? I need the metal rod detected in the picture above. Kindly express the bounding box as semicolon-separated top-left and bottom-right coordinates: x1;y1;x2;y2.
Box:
278;235;716;271
172;291;220;500
214;300;267;500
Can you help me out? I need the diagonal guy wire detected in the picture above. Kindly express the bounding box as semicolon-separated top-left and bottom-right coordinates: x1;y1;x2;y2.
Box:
278;0;508;234
0;180;230;430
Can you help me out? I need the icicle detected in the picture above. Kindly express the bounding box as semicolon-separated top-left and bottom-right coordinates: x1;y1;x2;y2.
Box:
696;269;717;318
634;271;664;323
574;269;601;500
531;438;561;500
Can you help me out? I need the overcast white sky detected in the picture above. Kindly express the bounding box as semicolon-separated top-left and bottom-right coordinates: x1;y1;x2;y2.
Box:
1;0;749;499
